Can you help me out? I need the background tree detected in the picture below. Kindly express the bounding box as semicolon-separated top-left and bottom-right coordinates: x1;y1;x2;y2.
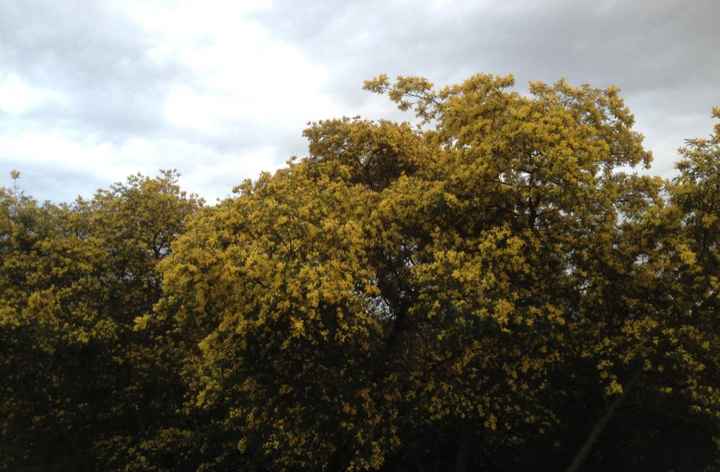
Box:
0;171;202;471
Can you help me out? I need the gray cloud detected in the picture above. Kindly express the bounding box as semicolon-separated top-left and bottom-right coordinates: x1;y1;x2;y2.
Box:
259;0;719;95
0;158;106;203
0;0;718;201
0;0;180;139
257;0;719;172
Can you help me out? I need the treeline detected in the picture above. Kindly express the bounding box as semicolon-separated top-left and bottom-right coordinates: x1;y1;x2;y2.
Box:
1;74;719;471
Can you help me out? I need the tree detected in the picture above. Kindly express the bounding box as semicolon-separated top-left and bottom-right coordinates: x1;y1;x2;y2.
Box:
157;74;720;471
2;77;718;472
0;171;202;471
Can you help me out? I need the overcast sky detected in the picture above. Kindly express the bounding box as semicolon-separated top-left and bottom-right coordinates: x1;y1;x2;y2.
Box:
1;0;718;202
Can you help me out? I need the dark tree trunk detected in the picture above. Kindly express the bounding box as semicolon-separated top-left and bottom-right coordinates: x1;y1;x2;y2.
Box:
455;432;471;472
565;371;642;472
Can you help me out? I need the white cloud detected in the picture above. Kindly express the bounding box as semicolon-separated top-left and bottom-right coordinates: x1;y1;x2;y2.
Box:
0;125;285;202
119;0;340;134
0;0;348;200
0;73;68;115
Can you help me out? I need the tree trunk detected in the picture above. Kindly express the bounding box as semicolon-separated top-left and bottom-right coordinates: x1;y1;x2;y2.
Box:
564;371;641;472
455;432;470;472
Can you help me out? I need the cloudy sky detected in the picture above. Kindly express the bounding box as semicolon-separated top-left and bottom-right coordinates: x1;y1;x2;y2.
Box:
1;0;718;202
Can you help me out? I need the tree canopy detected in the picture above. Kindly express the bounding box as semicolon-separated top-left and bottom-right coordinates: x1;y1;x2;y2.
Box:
1;76;719;472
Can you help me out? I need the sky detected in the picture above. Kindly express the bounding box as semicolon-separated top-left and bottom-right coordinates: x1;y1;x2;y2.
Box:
1;0;718;203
